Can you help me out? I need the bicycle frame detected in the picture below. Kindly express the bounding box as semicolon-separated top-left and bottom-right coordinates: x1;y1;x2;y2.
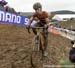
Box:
30;26;49;67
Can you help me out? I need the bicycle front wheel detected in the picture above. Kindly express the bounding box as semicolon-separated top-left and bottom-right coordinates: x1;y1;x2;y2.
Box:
30;35;43;67
31;50;43;67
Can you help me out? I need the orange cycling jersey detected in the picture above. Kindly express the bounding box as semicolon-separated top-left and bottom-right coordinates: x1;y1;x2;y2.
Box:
32;11;48;24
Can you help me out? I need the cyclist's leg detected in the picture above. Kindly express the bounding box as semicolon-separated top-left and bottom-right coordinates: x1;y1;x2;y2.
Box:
42;27;49;57
44;31;48;50
37;22;44;51
32;28;37;35
31;20;38;35
36;22;48;56
32;22;41;46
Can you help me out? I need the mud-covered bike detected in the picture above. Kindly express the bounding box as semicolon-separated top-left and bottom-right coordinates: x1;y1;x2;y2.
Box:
28;25;49;67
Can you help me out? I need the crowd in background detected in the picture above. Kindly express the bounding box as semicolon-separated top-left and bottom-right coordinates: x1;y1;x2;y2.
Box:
0;0;16;13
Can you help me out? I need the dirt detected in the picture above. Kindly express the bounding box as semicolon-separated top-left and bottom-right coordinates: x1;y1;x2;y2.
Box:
0;22;74;68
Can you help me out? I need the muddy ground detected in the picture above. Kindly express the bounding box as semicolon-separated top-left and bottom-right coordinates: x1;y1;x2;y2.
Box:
0;21;74;68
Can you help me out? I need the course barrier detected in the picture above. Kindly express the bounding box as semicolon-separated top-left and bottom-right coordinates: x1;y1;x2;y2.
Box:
0;10;29;25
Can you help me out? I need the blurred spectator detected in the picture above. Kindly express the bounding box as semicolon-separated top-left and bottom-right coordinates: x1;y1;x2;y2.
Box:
0;0;17;14
0;0;7;10
3;1;17;13
0;0;7;6
4;3;9;11
69;40;75;63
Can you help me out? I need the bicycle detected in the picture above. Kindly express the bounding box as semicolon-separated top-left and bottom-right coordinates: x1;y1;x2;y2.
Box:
29;25;48;67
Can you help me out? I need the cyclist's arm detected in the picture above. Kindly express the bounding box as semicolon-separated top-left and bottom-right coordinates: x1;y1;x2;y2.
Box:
26;17;34;33
28;12;37;25
28;16;34;25
45;18;51;27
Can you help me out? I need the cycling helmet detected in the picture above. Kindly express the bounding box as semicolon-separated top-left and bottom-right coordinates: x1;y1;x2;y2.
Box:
33;2;42;10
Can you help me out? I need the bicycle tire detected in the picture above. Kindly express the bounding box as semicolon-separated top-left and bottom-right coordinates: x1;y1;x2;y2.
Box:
31;50;42;67
30;28;48;67
31;35;43;67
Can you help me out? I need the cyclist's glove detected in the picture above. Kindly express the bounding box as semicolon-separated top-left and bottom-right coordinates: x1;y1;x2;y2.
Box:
26;25;31;33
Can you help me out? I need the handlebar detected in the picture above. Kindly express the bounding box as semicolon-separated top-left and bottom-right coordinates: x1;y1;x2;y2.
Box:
25;25;48;33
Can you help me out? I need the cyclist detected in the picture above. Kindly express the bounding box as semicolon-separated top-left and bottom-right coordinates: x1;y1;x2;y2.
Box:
27;2;51;57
